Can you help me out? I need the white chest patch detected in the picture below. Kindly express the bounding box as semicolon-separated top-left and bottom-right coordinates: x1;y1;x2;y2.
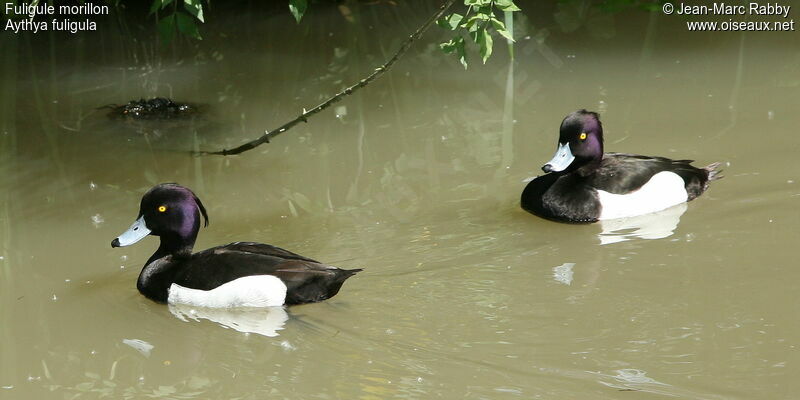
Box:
596;171;688;220
167;275;288;308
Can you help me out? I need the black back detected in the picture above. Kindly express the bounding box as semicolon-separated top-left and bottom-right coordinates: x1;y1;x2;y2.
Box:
590;153;714;200
157;242;361;305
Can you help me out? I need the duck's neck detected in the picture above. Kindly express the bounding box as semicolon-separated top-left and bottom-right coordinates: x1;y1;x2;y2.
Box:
137;206;203;303
150;233;196;263
138;232;197;303
574;156;603;177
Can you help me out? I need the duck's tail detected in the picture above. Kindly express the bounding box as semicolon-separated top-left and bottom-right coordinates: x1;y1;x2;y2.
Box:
321;268;362;301
340;268;363;279
704;162;723;181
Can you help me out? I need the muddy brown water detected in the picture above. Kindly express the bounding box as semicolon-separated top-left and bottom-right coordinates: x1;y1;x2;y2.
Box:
1;2;799;399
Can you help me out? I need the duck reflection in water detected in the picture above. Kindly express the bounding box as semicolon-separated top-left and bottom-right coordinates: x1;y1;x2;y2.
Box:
597;202;688;245
168;304;289;337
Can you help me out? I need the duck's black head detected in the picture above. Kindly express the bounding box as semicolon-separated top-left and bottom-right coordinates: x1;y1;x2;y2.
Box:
111;184;209;253
542;110;604;174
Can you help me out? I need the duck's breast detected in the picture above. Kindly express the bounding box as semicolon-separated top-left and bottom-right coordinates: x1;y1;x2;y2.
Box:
168;275;288;308
596;171;688;220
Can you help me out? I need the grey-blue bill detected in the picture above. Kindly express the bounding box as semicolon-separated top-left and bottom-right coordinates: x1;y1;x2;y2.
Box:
111;216;151;247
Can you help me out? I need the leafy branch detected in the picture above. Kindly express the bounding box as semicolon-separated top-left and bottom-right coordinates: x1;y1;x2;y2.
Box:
151;0;207;43
195;0;459;156
288;0;308;23
437;0;520;69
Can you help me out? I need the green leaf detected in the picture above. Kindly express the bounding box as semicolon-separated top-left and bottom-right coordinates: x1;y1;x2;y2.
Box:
183;0;204;22
175;11;202;39
289;0;307;23
440;36;467;69
439;38;457;54
495;0;521;12
477;5;494;16
496;28;514;42
491;17;514;42
462;15;485;31
436;13;463;30
477;27;493;64
158;14;176;44
149;0;162;15
161;0;175;9
455;36;467;69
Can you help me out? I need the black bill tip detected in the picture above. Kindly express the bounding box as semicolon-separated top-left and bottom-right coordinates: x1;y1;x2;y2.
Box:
111;238;120;248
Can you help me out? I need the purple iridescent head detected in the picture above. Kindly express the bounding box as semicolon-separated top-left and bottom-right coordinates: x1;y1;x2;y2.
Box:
111;183;209;248
542;110;604;173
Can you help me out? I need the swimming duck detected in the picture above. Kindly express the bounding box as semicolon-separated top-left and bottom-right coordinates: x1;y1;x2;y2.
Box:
111;183;361;307
521;110;721;223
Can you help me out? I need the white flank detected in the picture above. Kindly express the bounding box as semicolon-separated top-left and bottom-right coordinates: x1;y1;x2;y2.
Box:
597;171;688;220
168;275;287;308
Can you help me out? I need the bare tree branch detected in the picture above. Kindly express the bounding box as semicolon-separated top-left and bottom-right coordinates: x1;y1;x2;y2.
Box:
195;0;458;156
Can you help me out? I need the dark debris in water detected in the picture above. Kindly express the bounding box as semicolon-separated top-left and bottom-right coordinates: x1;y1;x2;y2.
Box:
102;98;199;120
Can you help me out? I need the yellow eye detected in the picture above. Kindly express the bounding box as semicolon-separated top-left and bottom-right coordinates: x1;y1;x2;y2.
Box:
579;132;587;140
158;205;167;212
